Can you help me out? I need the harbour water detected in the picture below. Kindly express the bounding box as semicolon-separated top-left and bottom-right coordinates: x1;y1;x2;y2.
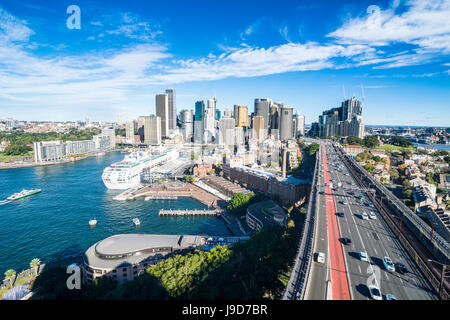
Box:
0;152;231;275
413;143;450;151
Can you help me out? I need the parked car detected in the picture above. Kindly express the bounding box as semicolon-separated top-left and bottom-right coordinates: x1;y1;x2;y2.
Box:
382;256;396;272
368;285;382;300
337;212;345;217
368;212;376;219
361;212;369;220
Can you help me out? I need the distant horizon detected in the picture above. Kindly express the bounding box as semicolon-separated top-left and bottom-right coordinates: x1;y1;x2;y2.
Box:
3;117;449;130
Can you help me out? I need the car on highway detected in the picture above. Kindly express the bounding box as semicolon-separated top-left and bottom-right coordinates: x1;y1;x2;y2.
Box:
385;294;397;300
316;252;325;264
361;212;369;220
342;237;352;245
382;256;396;271
395;262;408;274
359;251;368;262
368;212;376;219
368;285;382;300
336;212;345;217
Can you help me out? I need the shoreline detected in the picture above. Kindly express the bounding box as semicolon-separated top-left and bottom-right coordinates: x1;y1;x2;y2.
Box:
0;149;120;170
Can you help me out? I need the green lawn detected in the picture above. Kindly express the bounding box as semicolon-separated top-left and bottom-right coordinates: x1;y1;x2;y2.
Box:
0;151;34;163
374;144;414;152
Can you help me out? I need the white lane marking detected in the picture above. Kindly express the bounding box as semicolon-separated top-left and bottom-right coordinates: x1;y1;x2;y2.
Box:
373;247;378;255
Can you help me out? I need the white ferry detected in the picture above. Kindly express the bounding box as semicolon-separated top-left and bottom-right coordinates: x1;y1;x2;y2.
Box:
7;189;41;201
101;149;179;189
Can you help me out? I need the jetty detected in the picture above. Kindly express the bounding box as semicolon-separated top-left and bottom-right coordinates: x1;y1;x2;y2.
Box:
159;209;223;217
145;195;178;201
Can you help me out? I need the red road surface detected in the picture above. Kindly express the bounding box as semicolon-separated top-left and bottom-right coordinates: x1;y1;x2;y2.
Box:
322;145;351;300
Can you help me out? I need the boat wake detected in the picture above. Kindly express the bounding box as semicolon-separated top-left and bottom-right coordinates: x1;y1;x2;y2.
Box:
0;200;10;205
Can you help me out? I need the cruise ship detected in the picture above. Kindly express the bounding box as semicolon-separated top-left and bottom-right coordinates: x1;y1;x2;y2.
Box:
102;149;179;189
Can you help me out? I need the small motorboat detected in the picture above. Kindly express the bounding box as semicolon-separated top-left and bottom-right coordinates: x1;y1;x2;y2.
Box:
89;219;98;226
132;218;140;226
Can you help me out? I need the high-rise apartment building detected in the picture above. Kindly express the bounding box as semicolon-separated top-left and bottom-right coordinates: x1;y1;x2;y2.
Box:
310;97;364;138
156;93;169;137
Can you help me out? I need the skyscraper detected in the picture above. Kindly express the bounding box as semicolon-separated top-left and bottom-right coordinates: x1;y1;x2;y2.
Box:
194;101;205;144
144;115;161;145
180;109;194;141
165;88;176;131
253;116;265;143
235;105;248;127
314;97;364;138
204;99;216;143
125;120;134;144
280;106;294;141
218;117;235;147
342;97;362;121
255;98;271;138
156;93;169;137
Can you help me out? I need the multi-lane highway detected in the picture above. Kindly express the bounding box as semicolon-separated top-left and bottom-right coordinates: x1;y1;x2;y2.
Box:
305;142;438;300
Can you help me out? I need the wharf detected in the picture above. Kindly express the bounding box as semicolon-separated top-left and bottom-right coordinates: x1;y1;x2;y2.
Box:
145;195;178;200
159;209;223;217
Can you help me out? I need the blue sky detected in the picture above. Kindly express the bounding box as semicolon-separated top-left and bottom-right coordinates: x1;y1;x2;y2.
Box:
0;0;449;126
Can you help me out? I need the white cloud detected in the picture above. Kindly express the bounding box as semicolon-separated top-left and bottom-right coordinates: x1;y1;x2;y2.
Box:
0;7;34;42
328;0;450;68
105;12;162;41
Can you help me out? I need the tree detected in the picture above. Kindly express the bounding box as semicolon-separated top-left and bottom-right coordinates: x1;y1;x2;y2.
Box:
226;193;257;216
402;179;412;190
390;136;412;147
4;269;16;287
3;144;32;156
364;136;379;148
30;258;41;275
364;163;375;173
347;136;363;145
389;169;399;180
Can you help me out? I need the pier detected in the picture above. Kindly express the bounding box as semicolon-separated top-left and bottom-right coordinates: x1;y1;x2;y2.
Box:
145;195;178;200
159;209;223;217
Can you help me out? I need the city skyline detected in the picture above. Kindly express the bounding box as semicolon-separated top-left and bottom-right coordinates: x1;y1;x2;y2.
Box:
0;0;449;126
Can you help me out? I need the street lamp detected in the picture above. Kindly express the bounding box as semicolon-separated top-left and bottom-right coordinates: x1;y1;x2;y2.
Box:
427;258;450;298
